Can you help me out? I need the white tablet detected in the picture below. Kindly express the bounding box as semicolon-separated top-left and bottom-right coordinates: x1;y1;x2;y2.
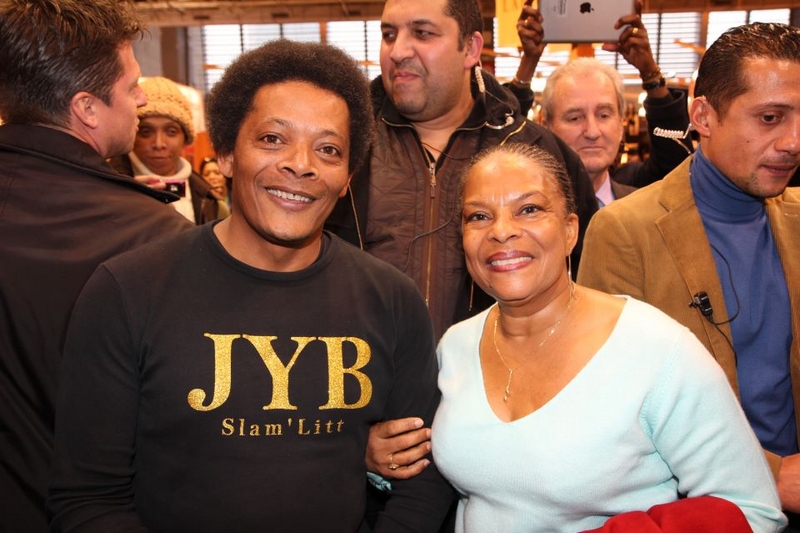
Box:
539;0;635;43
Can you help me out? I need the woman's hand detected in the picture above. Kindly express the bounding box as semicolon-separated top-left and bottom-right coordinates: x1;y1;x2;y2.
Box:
366;417;432;479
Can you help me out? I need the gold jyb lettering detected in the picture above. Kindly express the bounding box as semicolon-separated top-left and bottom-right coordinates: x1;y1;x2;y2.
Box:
318;337;372;409
187;335;372;412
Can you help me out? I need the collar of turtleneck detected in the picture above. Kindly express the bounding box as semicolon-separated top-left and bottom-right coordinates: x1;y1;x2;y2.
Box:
690;146;764;222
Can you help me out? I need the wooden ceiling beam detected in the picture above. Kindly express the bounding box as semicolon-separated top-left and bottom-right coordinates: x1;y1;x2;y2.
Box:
134;0;796;27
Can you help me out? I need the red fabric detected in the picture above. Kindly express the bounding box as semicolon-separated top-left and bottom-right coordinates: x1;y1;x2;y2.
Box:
579;496;753;533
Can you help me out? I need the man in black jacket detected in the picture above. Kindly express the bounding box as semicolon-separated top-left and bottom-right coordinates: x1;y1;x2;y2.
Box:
325;0;598;342
0;1;191;530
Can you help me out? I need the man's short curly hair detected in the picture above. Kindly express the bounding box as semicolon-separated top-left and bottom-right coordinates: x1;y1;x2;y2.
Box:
206;39;374;176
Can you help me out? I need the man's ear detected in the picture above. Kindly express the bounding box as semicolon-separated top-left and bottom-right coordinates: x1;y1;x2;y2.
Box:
338;174;354;199
690;96;713;137
217;153;234;178
465;30;484;69
70;92;100;130
538;108;548;127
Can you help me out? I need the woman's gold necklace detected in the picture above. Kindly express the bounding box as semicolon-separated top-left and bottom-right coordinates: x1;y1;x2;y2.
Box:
492;290;575;403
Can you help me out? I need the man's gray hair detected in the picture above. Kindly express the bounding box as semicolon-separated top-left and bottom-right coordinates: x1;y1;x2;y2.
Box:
541;58;625;125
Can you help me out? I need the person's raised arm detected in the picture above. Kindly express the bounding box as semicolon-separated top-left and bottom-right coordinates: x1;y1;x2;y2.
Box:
513;0;544;90
505;0;544;116
601;0;692;187
602;1;667;100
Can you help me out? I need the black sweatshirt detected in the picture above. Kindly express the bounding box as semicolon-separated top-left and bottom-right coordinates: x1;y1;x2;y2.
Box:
49;226;454;532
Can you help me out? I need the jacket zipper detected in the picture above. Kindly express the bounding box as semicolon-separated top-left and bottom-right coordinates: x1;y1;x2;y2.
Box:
424;157;436;307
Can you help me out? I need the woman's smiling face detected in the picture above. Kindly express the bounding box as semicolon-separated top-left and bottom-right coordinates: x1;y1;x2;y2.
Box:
461;150;578;306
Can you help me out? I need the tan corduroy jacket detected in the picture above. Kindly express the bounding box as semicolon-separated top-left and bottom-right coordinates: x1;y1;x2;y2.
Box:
578;156;800;477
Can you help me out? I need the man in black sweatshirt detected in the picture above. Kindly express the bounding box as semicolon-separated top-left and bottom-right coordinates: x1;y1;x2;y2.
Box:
48;39;455;532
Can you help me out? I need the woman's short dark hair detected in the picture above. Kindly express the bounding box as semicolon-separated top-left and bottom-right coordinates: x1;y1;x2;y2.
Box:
206;39;375;176
460;143;577;216
695;22;800;119
0;0;143;127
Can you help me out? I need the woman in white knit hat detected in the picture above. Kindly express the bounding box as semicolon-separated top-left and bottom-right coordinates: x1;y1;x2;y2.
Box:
111;76;228;224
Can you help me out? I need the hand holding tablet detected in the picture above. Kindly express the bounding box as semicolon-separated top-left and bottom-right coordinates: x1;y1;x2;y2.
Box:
539;0;635;43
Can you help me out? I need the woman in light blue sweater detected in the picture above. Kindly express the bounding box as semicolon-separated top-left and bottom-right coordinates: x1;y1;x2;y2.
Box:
429;143;785;532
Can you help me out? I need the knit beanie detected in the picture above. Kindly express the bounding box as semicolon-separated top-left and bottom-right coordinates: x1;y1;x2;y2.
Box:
138;76;195;144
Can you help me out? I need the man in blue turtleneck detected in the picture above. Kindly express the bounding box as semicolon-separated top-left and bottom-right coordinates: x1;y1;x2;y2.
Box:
578;22;800;528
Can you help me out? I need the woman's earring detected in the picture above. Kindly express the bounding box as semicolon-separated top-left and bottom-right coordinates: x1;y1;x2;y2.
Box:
468;279;475;311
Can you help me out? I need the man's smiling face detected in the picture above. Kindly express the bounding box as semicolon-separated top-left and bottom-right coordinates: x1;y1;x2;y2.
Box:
217;80;351;262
